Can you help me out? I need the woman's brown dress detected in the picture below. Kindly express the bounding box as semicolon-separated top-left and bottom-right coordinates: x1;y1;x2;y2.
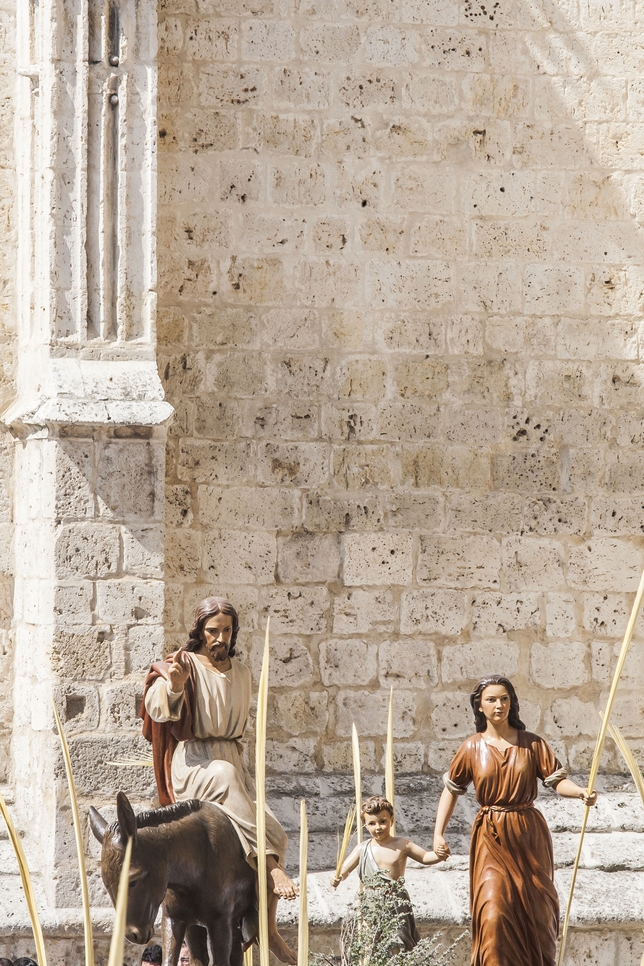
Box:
445;731;566;966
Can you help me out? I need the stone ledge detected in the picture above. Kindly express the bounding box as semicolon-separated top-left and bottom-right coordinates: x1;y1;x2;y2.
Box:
0;866;642;939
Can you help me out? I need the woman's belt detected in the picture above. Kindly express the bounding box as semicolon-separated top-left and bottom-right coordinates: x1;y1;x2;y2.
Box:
478;802;534;813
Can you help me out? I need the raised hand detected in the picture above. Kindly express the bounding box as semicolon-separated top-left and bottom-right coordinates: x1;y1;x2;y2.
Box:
167;650;191;694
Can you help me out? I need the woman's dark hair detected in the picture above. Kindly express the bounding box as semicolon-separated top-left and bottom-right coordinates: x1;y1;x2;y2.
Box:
183;597;239;657
470;675;525;733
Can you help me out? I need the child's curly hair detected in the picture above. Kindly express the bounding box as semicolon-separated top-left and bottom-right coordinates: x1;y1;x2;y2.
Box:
360;795;394;818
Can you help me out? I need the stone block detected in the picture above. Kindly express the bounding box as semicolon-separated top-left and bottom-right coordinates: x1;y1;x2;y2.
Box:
219;159;263;204
464;171;534;217
321;740;376;772
249;401;320;441
442;640;519;684
312;217;351;253
266;738;317;773
261;585;330;634
400;589;468;636
128;625;165;674
240;213;307;254
374;116;433;158
54;524;120;579
241;20;295;61
198;486;300;530
321;402;377;441
596;363;644;409
332;588;398;634
260;309;320;350
486;315;556;356
335;357;386;399
385;491;443;529
295;258;362;307
402;73;457;112
591;497;644;535
502;537;564;591
322;117;373;160
393;359;448;399
423;28;487;71
267;691;329;736
55;441;95;519
53;583;94;625
363;26;420;66
177;441;256;485
446;493;522;533
523;496;587;534
409;217;467;259
269;163;326;206
122;525;164;579
322;311;366;349
97;581;164;625
185;18;237;59
166;485;194;529
473;219;550;261
300;24;361;61
392;166;456;212
545;595;578;638
244;113;319;158
431;691;473;739
491;451;560;492
379;639;438;688
249;634;314;687
332;445;393;488
319;639;378;686
273;67;331;109
418;535;501;589
449;359;523;406
164;528;201;581
51;626;114;681
591;639;644;688
582;593;642;637
278;532;340;582
443;408;501;445
446;315;484;355
202;530;276;585
334;688;417;737
197;64;266;109
543;697;602;738
338;71;399;110
376;314;445;354
470;591;540;637
103;683;143;732
257;443;328;487
367;259;453;310
343;532;413;585
530;641;589;689
304;491;385;531
605;449;644;492
67;736;157;797
441;447;490;489
223;257;287;305
568;540;642;592
96;442;164;521
54;684;100;735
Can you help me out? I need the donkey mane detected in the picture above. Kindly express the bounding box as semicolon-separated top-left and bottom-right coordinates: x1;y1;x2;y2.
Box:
136;799;202;828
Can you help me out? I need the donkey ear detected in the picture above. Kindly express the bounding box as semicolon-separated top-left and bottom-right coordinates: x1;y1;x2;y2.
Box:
116;791;138;845
89;807;108;844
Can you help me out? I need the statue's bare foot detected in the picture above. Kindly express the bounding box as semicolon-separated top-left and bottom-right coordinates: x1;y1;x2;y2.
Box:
269;930;297;965
270;866;299;899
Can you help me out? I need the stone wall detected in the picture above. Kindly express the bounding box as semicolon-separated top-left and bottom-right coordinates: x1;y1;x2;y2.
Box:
0;0;16;784
157;0;644;779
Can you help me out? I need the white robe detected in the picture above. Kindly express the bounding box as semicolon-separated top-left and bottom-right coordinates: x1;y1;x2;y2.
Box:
144;652;287;867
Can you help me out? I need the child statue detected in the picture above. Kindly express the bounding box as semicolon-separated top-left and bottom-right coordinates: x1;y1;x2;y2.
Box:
331;795;449;951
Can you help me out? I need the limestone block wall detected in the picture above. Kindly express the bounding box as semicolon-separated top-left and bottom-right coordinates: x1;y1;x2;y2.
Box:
0;0;16;784
156;0;644;780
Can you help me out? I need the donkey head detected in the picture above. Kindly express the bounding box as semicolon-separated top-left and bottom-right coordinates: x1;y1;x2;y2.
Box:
90;791;167;945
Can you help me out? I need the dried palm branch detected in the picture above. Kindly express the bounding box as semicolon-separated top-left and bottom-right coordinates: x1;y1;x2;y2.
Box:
385;687;395;835
106;836;133;966
604;715;644;808
352;725;362;846
256;618;270;966
0;790;48;966
335;802;357;880
298;799;308;966
558;564;644;965
53;701;94;966
106;755;154;768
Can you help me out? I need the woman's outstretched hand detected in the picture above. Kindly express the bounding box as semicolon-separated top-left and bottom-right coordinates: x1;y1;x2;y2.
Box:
168;650;191;693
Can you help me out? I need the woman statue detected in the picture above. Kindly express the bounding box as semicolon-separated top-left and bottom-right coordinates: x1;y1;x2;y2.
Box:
140;597;298;964
433;675;597;966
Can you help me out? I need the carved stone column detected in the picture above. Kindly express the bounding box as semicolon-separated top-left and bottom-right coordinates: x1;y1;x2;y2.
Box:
4;0;170;907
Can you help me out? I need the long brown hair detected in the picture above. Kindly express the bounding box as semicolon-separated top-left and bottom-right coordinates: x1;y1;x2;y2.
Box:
183;597;239;656
470;675;525;733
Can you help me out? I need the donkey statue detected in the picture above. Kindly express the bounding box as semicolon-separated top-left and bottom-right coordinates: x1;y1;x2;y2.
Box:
89;791;257;966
